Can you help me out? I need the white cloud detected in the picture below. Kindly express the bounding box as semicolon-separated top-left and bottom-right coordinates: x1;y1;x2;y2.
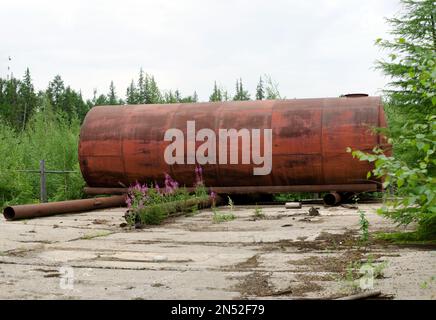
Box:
0;0;399;100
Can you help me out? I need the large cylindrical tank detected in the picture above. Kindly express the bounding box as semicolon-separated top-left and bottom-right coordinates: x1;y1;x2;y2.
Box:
78;96;386;193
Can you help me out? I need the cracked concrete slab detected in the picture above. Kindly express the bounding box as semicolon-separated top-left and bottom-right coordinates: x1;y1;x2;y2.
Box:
0;203;435;299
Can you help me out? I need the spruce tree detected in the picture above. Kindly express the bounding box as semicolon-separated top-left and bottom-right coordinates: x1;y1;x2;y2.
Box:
256;76;264;100
126;80;138;104
209;81;222;102
233;78;250;101
19;68;37;129
95;93;108;106
146;75;162;104
137;68;147;103
377;0;435;121
47;75;65;112
192;91;198;102
108;81;118;105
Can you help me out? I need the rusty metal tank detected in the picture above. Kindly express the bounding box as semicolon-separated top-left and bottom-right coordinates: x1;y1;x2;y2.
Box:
78;96;387;193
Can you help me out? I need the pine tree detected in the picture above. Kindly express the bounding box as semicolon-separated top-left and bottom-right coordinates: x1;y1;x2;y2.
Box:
164;90;177;103
255;76;264;100
375;0;436;166
107;81;119;105
174;89;181;102
75;91;90;121
233;78;250;101
209;81;222;102
137;68;147;103
376;0;435;121
91;89;98;105
95;93;108;106
126;80;138;104
19;68;37;130
47;75;65;112
0;77;20;128
146;75;161;104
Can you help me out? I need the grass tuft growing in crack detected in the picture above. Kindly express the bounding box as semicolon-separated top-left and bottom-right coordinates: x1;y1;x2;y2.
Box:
80;231;112;240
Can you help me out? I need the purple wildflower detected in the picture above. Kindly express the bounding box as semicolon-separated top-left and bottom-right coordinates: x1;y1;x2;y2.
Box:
164;173;179;194
155;182;161;194
126;196;132;209
126;181;148;209
195;165;204;186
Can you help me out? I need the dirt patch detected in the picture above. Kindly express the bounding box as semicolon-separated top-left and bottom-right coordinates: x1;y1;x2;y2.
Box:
258;230;364;253
232;254;260;270
232;271;324;298
233;272;275;297
151;283;165;288
296;273;336;282
289;251;365;274
315;230;359;246
287;282;323;296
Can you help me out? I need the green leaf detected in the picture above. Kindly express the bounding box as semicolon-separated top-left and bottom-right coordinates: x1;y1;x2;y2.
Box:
397;179;404;188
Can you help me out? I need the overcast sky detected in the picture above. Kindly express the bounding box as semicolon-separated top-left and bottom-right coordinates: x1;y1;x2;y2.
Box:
0;0;400;101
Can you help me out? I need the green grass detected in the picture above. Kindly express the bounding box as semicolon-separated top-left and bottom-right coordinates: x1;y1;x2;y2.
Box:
137;204;168;225
342;255;388;294
212;208;236;223
376;231;436;244
0;109;84;209
358;210;369;243
80;231;112;240
253;205;265;219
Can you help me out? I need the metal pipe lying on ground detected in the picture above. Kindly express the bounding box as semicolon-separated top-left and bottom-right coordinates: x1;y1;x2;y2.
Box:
3;195;126;221
323;192;342;206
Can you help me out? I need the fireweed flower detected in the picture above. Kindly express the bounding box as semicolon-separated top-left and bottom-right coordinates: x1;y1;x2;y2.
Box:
126;181;149;209
126;196;132;209
155;183;161;194
164;173;180;194
195;165;204;186
210;191;216;200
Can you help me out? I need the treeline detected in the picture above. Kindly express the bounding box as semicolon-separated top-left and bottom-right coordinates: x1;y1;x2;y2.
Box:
0;69;282;207
0;68;282;130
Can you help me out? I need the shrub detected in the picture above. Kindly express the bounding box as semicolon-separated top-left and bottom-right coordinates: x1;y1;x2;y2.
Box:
125;167;214;226
349;115;436;239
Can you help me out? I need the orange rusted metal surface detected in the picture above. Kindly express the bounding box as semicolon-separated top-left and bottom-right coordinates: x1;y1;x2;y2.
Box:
78;96;387;192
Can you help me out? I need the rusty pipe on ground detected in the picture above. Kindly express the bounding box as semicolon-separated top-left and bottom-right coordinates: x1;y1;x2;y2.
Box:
323;192;342;206
3;195;126;221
